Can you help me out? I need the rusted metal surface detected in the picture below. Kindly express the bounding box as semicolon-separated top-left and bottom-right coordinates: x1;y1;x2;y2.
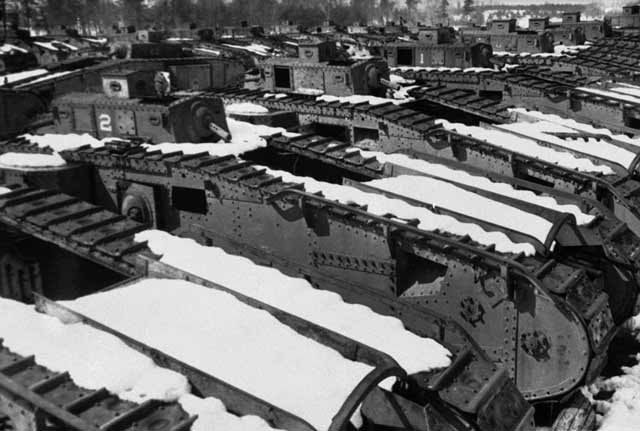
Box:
0;339;195;431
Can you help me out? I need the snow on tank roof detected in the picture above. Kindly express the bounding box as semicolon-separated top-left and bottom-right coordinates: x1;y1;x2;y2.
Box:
68;278;373;431
361;149;594;225
134;230;451;377
0;295;280;431
497;122;637;170
436;119;615;175
263;167;537;255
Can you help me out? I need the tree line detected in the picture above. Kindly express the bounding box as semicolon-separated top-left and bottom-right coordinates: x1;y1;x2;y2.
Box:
7;0;456;34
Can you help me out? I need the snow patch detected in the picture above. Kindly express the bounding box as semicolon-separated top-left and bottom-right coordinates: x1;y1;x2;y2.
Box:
296;88;325;96
223;43;272;56
390;74;415;85
0;186;11;195
610;86;640;99
0;43;28;54
261;167;536;255
363;150;594;225
0;296;282;431
263;93;287;99
135;229;451;377
577;87;640;106
497;122;637;170
0;68;48;85
0;152;67;168
68;279;373;431
33;41;60;51
194;47;221;56
225;102;270;115
508;108;640;149
181;395;279;431
15;70;72;87
145;118;298;157
436;120;615;175
20;133;106;152
317;94;408;106
0;296;190;403
366;175;554;243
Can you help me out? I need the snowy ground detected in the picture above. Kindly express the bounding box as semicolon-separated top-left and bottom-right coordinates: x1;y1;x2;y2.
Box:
0;295;278;431
67;278;373;431
587;318;640;431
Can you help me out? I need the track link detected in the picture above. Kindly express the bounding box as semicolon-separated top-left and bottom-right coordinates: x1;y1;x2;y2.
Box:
0;339;194;431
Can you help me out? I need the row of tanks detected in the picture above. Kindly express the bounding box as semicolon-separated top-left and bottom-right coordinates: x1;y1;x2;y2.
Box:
3;17;640;431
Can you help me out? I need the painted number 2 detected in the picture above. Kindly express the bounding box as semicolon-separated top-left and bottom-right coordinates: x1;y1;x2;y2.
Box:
99;113;112;132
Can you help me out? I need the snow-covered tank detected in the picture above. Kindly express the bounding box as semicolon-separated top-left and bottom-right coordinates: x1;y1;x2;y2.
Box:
52;69;230;143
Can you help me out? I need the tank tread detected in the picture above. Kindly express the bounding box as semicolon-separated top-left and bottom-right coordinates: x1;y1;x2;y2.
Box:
209;89;439;137
0;186;149;276
0;339;195;431
267;133;385;177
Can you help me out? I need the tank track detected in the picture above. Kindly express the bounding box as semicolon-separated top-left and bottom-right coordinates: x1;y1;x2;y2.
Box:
0;185;149;277
492;36;640;83
0;339;195;431
202;83;640;240
390;68;640;134
0;189;536;431
0;139;625;402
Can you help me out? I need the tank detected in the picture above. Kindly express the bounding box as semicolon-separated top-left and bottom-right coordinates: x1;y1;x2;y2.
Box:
384;41;493;68
260;41;390;97
52;70;230;143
